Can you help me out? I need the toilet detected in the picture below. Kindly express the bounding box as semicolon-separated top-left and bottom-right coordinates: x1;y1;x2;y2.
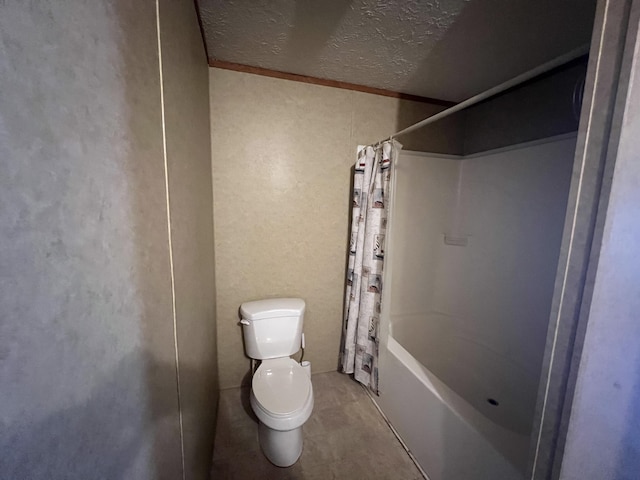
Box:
240;298;314;467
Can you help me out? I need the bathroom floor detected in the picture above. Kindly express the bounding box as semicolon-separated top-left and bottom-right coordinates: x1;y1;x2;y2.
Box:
211;371;424;479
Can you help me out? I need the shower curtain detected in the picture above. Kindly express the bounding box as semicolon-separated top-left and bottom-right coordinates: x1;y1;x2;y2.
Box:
341;140;400;393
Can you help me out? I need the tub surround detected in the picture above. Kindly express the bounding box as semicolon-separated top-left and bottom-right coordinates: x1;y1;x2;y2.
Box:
388;138;575;433
378;137;576;479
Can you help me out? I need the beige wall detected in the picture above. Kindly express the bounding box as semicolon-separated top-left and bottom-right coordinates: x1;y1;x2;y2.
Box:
159;0;218;477
0;2;216;479
209;67;463;389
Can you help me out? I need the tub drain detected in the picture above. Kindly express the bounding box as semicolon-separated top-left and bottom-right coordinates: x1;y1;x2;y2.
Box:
487;398;499;406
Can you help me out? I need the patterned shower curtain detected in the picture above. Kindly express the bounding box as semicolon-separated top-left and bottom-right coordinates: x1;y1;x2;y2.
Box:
341;140;400;393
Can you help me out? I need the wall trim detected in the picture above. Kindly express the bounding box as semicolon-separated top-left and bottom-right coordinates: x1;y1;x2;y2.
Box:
155;2;186;478
399;132;578;161
462;132;578;159
208;59;456;107
400;150;463;160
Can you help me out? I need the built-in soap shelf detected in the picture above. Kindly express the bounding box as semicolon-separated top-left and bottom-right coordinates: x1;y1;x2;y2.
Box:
443;234;470;247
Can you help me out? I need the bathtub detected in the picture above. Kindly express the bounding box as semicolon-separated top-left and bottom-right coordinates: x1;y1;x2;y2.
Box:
374;319;530;480
392;312;540;437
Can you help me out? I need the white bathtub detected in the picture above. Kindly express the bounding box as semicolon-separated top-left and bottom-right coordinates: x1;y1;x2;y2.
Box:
374;333;529;480
392;312;539;437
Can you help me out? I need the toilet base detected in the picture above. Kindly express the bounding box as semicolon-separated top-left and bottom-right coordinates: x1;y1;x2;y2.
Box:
258;422;303;467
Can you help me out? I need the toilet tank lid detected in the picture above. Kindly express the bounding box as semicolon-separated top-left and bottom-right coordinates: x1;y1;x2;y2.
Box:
240;298;306;320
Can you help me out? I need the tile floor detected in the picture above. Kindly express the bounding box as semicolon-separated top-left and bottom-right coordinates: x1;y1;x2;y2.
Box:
211;371;424;479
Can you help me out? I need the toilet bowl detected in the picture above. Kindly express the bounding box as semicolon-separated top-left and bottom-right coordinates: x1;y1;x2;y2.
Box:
250;357;313;466
239;298;314;467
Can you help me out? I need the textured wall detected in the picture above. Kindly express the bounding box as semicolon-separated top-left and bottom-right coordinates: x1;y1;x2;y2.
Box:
209;67;462;389
0;1;215;479
159;0;218;477
559;2;640;477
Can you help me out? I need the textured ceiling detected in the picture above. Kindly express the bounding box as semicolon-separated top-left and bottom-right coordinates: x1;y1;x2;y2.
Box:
198;0;596;102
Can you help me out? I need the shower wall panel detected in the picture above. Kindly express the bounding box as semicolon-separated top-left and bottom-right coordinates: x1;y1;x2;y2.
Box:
388;152;460;317
390;136;575;434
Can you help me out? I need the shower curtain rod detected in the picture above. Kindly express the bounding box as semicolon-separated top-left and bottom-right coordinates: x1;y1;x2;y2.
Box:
385;44;590;142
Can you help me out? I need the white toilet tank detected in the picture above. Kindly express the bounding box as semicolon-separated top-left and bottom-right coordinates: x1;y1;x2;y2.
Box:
240;298;305;360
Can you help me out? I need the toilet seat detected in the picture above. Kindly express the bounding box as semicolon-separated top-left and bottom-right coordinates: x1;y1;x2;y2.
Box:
251;357;313;431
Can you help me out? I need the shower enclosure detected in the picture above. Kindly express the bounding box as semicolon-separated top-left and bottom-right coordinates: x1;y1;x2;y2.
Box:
375;134;576;479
